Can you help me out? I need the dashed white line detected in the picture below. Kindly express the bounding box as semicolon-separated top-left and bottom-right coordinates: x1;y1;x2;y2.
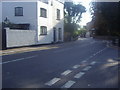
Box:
83;66;92;71
0;55;38;64
90;61;96;65
96;52;99;54
61;70;72;76
61;80;76;88
82;60;87;63
72;65;81;69
93;54;96;56
45;78;61;86
74;72;85;79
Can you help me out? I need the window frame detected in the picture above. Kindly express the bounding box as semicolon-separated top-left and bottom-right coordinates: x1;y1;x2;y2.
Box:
40;8;47;18
56;9;60;20
40;26;47;35
15;7;23;16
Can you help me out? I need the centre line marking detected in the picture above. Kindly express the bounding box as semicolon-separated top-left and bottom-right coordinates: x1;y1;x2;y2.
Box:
90;61;96;65
73;65;81;69
74;72;85;79
61;80;76;88
83;66;92;71
45;78;61;86
1;55;38;64
61;70;72;76
82;60;87;63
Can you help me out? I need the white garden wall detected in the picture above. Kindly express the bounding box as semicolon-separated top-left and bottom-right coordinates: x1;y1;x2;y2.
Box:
6;28;36;48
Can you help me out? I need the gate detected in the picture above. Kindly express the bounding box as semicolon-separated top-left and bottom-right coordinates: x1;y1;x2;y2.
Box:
0;28;7;50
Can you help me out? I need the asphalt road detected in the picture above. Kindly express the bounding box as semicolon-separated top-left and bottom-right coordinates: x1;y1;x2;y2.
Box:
2;38;119;88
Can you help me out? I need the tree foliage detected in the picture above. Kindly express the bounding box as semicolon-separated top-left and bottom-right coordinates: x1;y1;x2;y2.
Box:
90;2;120;37
64;2;86;24
64;1;86;41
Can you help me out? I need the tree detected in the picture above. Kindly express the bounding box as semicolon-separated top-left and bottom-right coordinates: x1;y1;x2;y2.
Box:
90;2;120;37
64;1;86;41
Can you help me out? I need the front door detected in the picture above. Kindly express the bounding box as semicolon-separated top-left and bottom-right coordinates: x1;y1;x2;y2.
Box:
53;28;56;43
58;28;62;41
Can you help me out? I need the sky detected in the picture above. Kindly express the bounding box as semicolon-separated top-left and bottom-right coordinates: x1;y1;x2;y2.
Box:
73;0;120;26
73;0;93;26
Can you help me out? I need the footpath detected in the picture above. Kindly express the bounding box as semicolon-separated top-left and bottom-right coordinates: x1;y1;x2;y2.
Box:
0;44;60;56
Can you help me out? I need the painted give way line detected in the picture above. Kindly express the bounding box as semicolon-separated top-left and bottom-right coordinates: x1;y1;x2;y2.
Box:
0;55;38;64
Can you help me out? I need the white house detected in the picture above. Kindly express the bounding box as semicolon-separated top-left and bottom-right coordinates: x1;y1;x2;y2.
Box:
2;0;64;46
0;2;2;24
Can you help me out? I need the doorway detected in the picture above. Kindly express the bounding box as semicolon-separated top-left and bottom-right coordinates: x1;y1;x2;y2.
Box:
53;27;56;43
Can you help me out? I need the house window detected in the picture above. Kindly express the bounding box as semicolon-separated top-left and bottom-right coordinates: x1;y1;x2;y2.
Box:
40;26;47;35
57;9;60;20
51;1;53;6
40;8;47;18
15;7;23;16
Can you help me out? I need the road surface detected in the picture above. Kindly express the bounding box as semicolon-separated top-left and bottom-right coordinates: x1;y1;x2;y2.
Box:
2;38;119;88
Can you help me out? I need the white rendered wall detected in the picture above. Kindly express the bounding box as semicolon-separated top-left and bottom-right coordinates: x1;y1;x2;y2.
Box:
6;28;36;48
2;2;37;30
37;1;53;44
0;2;2;24
0;1;2;90
2;0;64;45
52;0;64;42
37;1;64;44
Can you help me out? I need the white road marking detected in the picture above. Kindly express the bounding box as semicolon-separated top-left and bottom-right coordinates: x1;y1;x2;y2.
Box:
96;52;99;54
61;70;72;76
83;66;92;71
45;78;60;86
74;72;85;79
93;54;96;56
82;60;87;63
78;48;107;65
0;55;37;64
90;61;96;65
72;65;81;69
61;80;76;88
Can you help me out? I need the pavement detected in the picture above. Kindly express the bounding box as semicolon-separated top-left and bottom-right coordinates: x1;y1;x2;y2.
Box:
1;38;120;88
0;44;60;56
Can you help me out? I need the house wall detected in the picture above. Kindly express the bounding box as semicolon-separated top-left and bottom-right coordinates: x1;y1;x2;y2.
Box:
2;2;38;30
52;0;64;42
2;0;64;46
37;1;53;44
37;0;64;44
6;28;36;48
0;2;2;24
0;2;2;50
0;2;2;89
